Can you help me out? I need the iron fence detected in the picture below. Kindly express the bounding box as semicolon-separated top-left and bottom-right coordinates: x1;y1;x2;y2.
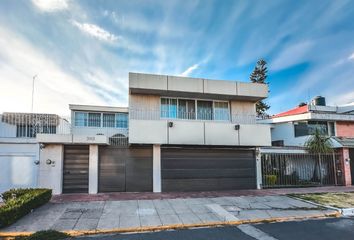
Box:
261;153;341;188
109;136;129;146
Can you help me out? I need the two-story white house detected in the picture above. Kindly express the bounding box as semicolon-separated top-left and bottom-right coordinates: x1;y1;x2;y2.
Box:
5;72;271;194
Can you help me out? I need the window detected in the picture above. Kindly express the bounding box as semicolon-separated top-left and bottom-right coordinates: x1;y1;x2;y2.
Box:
103;113;115;128
88;113;101;127
178;99;196;119
116;113;128;128
16;125;56;138
294;121;329;137
74;112;88;127
328;122;335;136
161;98;177;119
197;100;213;120
214;101;229;120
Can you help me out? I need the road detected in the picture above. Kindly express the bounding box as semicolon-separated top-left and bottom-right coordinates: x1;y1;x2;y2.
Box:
76;217;354;240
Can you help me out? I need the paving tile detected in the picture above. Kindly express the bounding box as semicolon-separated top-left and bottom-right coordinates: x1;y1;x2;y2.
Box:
137;208;157;216
155;207;175;215
74;218;99;230
237;210;272;220
60;209;83;219
249;202;272;210
153;199;171;208
177;213;201;224
80;209;103;219
171;205;191;214
119;215;141;228
52;219;77;231
159;214;182;225
138;200;155;208
263;201;294;209
188;204;211;214
97;215;120;230
140;215;162;227
197;212;222;223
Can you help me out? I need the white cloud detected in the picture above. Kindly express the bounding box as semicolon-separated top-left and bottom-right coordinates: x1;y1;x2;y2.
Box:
31;0;69;12
70;20;121;43
0;26;106;115
349;52;354;61
180;64;199;77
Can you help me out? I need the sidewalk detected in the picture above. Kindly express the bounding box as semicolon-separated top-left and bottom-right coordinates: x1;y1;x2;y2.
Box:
1;194;338;235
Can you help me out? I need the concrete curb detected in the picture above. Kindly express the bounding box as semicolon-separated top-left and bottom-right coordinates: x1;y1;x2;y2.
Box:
0;211;340;238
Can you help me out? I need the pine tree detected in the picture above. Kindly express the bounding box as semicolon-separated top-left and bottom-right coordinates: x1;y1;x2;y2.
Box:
249;59;270;117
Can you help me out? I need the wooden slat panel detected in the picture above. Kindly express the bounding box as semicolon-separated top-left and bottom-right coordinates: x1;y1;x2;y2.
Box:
63;145;89;193
161;148;256;192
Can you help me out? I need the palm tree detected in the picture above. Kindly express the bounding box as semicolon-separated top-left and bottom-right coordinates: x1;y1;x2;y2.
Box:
304;128;333;184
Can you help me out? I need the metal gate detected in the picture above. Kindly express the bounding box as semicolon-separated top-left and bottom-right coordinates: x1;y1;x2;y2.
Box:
63;145;89;193
161;148;256;192
261;153;341;188
98;146;153;192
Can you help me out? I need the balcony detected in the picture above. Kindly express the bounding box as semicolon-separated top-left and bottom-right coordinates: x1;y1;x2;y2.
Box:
0;113;128;146
129;109;271;146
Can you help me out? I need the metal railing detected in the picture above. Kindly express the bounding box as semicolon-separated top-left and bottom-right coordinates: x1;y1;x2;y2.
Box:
261;153;341;188
129;109;257;124
0;113;71;138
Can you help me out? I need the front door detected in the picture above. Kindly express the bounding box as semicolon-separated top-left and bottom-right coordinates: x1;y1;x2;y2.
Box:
63;145;89;193
350;149;354;185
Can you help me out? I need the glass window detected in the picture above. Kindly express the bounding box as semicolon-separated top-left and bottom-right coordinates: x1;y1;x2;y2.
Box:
214;101;229;120
16;125;56;138
116;113;128;128
294;121;328;137
197;100;213;120
178;99;195;119
103;113;115;128
328;122;335;136
88;113;101;127
160;98;177;119
74;112;88;127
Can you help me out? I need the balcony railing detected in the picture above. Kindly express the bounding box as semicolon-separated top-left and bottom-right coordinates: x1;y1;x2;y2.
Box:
129;109;257;124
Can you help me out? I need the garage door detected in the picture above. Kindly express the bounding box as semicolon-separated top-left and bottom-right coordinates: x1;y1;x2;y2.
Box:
161;148;256;192
99;146;153;192
63;145;89;193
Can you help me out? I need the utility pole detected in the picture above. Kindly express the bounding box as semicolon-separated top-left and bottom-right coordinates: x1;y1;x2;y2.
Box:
31;74;37;113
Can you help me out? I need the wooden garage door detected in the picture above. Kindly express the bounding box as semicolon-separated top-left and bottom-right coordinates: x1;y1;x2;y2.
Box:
99;146;153;192
63;145;89;193
161;148;256;192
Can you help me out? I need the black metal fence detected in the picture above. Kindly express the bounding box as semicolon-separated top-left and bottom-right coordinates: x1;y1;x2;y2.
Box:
261;153;341;188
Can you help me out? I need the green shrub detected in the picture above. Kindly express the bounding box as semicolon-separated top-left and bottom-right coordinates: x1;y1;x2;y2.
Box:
264;175;277;185
0;188;52;228
26;230;70;240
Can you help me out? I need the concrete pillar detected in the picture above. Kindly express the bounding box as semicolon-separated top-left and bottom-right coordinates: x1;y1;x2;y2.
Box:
340;148;352;186
89;145;99;194
255;148;262;189
153;144;161;193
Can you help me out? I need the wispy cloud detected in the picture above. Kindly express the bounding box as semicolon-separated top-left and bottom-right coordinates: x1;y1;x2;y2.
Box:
70;20;121;43
31;0;69;12
180;64;199;77
349;52;354;61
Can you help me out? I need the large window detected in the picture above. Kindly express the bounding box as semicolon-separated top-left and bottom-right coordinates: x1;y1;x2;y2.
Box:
74;111;128;128
16;125;56;138
294;121;329;137
214;101;230;120
160;97;230;121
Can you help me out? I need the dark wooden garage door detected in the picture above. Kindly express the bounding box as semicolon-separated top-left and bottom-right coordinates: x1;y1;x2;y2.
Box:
63;145;89;193
99;146;153;192
161;148;256;192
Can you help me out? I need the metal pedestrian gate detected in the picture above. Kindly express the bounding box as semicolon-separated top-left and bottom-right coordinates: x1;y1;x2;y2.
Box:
261;153;341;188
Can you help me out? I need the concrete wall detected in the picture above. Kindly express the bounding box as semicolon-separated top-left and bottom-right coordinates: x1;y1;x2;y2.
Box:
0;143;39;193
0;122;16;137
129;119;271;146
270;122;309;147
72;127;128;137
38;144;63;194
230;101;256;115
129;94;160;110
336;121;354;138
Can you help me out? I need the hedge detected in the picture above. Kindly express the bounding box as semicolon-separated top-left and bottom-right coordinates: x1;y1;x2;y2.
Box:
0;188;52;228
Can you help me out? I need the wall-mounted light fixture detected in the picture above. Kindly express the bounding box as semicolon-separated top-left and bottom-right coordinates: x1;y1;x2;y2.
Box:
39;143;45;149
234;124;240;130
34;160;40;165
46;159;53;165
168;122;174;128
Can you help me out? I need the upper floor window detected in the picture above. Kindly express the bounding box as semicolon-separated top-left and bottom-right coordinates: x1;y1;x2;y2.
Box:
294;121;329;137
160;97;229;121
74;111;128;128
16;125;56;138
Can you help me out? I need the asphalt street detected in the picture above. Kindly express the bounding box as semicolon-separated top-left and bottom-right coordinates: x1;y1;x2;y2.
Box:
76;217;354;240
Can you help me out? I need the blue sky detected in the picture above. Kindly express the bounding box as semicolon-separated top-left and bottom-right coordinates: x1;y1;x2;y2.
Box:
0;0;354;115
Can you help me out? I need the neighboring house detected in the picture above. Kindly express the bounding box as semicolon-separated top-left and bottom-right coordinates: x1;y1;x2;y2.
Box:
34;72;271;194
259;96;354;186
0;112;70;193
